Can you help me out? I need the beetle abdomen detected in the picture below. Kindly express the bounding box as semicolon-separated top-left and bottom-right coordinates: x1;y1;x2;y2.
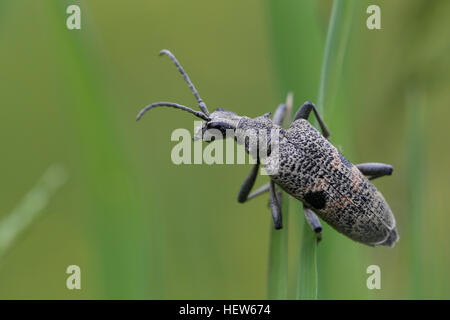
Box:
266;119;398;247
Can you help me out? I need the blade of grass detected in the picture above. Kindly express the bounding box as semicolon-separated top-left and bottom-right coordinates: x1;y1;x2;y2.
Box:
296;0;354;300
267;94;293;299
267;0;355;299
267;193;289;299
316;0;355;115
406;86;426;299
0;164;68;260
296;211;318;299
265;1;324;104
267;0;354;299
265;0;324;300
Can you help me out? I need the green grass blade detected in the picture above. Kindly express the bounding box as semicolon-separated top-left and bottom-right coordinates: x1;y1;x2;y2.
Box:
0;165;68;260
265;1;324;103
296;212;318;299
308;0;354;299
265;0;324;300
296;0;354;300
316;0;355;115
267;193;289;299
267;95;293;300
406;87;426;298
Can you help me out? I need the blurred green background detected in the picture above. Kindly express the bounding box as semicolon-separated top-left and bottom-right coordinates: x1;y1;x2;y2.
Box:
0;0;449;299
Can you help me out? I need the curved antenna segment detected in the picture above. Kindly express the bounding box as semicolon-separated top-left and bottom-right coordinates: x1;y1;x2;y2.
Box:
136;102;210;121
159;49;210;116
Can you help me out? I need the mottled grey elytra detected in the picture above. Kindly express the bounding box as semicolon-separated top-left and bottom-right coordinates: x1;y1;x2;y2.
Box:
137;49;398;247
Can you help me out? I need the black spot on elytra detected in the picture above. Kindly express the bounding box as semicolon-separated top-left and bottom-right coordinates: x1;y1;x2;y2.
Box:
338;152;353;168
304;190;327;210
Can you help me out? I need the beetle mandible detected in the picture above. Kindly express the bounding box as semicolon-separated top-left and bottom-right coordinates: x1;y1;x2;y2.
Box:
137;49;399;247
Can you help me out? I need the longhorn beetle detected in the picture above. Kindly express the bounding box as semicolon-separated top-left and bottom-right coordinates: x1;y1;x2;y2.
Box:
137;50;399;247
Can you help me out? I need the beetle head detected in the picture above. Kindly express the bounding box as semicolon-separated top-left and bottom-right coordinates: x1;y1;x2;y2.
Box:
194;108;241;141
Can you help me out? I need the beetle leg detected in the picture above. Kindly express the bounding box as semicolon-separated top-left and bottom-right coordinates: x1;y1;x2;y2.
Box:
356;162;393;180
246;183;270;201
273;92;294;126
273;103;287;126
269;181;283;229
237;162;260;203
303;205;322;240
293;101;330;139
238;171;282;230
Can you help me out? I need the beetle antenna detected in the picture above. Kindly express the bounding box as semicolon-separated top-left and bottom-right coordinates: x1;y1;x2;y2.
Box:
159;49;210;116
136;102;210;121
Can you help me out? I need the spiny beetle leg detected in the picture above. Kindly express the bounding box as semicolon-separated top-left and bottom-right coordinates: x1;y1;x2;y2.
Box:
247;183;270;201
303;205;322;241
273;103;287;126
293;101;331;139
275;190;283;205
356;162;393;180
237;96;292;204
273;92;294;127
269;181;283;229
237;162;260;203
